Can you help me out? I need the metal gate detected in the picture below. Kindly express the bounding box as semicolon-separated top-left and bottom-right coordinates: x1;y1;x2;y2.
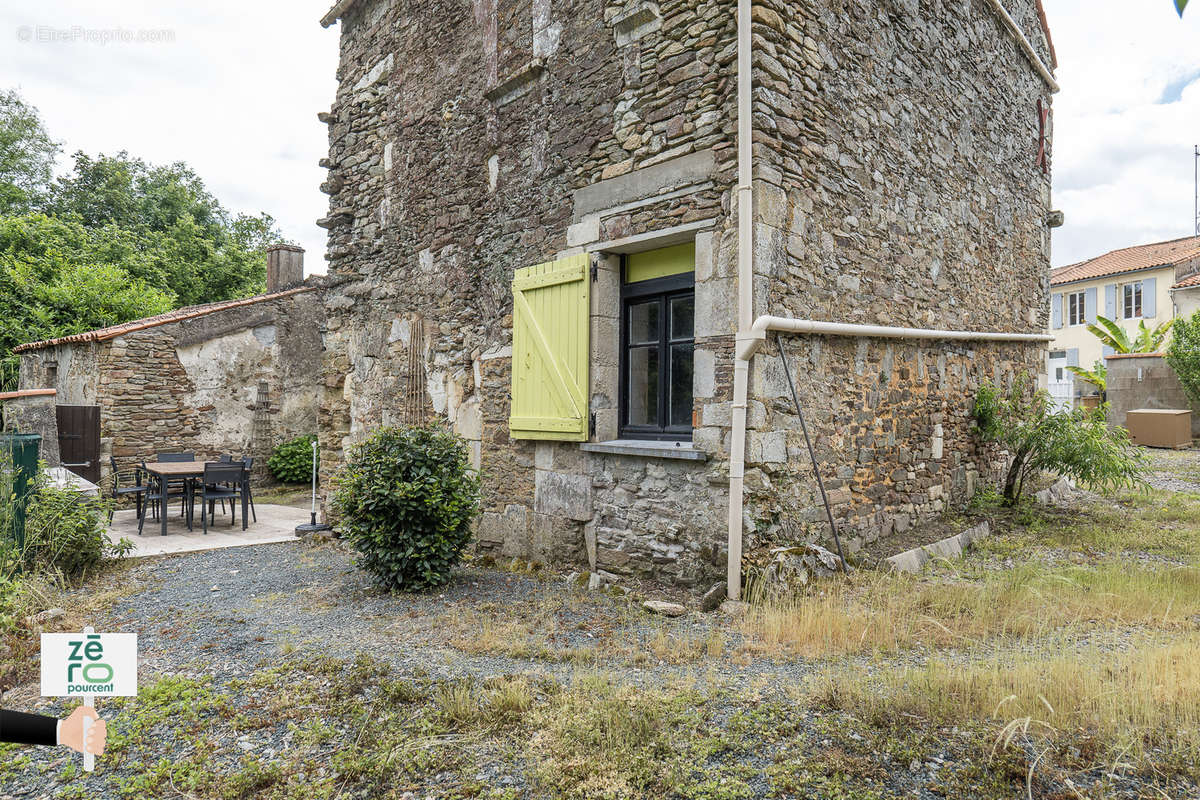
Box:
56;405;101;483
1046;350;1074;414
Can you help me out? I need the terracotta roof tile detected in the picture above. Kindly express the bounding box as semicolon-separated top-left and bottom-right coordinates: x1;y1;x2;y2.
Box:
1050;235;1200;286
1173;271;1200;290
14;285;316;353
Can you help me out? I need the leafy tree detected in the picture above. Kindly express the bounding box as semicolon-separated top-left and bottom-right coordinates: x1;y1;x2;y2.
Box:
1166;310;1200;405
1085;315;1172;355
0;89;285;389
974;380;1145;506
0;214;174;388
46;151;273;305
1066;359;1106;393
0;90;60;215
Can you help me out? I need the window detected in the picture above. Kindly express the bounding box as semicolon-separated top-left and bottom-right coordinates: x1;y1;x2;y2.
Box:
1123;282;1142;319
1067;291;1086;326
620;245;695;440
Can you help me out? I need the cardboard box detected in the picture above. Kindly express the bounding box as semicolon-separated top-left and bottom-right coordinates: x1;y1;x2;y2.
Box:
1125;409;1192;450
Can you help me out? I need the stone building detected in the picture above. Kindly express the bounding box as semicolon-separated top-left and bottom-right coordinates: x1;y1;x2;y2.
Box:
316;0;1058;593
14;245;325;485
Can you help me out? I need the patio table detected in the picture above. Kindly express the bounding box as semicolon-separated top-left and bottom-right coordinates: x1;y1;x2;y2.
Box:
143;461;249;536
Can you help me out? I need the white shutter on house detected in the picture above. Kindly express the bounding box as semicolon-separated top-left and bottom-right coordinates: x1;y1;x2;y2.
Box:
1142;277;1157;317
1066;348;1080;367
1084;287;1098;324
1104;284;1117;319
1051;293;1063;329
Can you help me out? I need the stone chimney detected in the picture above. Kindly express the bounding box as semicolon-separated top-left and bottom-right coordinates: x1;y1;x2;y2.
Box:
266;244;305;292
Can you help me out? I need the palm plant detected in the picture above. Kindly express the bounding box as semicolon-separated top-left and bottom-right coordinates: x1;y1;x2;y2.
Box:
1085;316;1173;355
1066;360;1106;393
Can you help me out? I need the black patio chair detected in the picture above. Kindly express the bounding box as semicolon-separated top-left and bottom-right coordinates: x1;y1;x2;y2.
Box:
107;456;148;524
156;452;195;519
198;463;249;534
137;462;187;536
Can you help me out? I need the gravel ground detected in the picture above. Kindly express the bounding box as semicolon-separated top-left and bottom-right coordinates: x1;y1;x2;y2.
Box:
4;471;1199;799
1139;446;1200;492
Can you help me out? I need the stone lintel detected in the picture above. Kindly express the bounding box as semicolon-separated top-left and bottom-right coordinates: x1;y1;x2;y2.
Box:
573;149;716;219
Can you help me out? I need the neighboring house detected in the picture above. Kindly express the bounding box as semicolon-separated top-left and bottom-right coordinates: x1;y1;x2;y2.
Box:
316;0;1057;590
1171;254;1200;319
1048;236;1200;408
13;245;324;487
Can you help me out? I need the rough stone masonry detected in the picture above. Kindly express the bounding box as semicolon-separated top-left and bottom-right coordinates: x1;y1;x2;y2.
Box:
317;0;1056;585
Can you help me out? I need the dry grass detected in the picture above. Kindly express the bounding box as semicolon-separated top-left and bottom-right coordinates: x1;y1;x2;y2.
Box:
740;561;1200;658
809;633;1200;769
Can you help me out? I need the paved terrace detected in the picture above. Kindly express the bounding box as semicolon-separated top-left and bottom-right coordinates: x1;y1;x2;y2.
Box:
107;504;308;558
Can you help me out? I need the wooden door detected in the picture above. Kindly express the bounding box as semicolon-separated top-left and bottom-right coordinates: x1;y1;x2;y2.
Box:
57;405;101;483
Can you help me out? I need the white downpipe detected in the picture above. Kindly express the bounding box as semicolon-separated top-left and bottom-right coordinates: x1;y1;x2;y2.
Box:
725;315;1053;601
728;0;752;601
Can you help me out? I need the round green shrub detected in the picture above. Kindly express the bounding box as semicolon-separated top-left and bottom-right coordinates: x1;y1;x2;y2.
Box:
268;434;318;484
332;426;481;591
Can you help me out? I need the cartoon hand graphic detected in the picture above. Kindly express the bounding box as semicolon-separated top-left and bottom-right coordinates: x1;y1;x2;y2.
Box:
60;706;106;755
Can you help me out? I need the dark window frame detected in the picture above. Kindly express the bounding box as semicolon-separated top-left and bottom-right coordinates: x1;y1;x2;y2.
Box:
619;263;694;441
1122;282;1142;320
1067;290;1086;326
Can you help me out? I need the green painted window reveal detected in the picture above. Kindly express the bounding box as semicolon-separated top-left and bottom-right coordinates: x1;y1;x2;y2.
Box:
624;242;696;285
620;243;695;440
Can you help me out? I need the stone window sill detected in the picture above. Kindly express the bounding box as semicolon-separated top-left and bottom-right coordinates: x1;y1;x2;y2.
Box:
580;439;707;461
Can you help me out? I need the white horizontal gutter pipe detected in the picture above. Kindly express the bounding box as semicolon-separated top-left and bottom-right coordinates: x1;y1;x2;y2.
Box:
726;315;1053;601
736;317;1054;361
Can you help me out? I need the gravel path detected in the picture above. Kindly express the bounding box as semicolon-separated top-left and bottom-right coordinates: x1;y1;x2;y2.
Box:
3;497;1196;798
1140;447;1200;492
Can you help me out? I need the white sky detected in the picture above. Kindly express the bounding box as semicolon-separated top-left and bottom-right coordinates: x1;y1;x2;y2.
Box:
0;1;340;275
1043;0;1200;267
0;2;1196;274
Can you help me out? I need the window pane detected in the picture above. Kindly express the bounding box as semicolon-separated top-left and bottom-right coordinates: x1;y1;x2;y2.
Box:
670;344;693;427
628;301;660;345
670;295;694;340
627;346;659;426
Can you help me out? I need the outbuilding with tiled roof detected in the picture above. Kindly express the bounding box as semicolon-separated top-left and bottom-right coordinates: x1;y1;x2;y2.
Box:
7;245;326;489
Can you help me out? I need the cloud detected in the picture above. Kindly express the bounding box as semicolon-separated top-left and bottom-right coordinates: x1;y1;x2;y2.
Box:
4;2;1197;275
0;0;339;274
1044;0;1200;266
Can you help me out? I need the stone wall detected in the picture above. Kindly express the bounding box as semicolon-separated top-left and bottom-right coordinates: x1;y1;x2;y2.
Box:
0;389;61;466
1106;353;1200;437
317;0;741;587
318;0;1054;582
732;0;1055;549
18;286;326;483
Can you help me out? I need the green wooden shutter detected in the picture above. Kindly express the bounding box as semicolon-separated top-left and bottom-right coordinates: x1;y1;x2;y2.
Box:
510;253;590;441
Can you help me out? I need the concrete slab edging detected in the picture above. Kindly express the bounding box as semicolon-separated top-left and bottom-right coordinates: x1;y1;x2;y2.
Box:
886;521;990;574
